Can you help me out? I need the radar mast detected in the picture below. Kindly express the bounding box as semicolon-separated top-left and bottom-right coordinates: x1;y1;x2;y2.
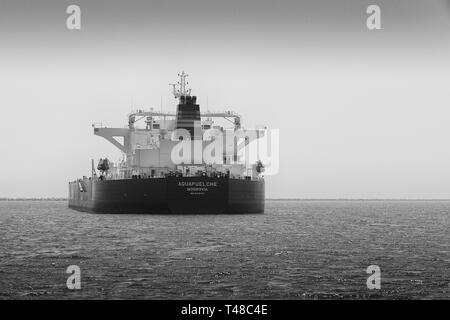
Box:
170;71;191;99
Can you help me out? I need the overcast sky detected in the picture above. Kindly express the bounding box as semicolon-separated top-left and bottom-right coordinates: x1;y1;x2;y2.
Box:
1;0;450;198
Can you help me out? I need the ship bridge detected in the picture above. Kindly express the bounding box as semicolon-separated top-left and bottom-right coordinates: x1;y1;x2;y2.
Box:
91;72;266;180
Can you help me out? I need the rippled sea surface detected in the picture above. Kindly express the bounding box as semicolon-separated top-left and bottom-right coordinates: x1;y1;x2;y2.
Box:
0;200;449;299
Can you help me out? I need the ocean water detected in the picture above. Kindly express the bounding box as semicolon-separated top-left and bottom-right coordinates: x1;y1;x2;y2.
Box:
0;200;449;300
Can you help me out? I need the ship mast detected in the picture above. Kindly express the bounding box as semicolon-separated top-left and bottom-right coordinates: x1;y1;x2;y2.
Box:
170;71;191;99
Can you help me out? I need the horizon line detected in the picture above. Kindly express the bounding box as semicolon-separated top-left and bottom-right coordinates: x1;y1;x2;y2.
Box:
1;197;450;201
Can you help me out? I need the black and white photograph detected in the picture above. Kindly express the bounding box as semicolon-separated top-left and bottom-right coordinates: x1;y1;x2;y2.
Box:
0;0;449;310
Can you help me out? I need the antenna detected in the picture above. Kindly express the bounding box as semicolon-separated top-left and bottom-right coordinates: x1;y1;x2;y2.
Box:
170;71;191;99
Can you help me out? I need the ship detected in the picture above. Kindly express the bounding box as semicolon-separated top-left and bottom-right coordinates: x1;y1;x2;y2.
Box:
69;72;265;214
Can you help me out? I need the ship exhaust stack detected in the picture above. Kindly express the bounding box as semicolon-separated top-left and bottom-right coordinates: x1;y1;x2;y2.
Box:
171;71;201;139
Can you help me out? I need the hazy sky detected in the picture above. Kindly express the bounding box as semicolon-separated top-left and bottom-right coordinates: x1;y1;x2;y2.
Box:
1;0;450;198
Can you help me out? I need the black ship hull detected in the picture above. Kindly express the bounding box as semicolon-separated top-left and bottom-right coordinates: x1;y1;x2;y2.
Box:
68;177;264;214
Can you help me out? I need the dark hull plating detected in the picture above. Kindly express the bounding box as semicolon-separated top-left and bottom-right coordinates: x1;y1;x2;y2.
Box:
68;177;264;214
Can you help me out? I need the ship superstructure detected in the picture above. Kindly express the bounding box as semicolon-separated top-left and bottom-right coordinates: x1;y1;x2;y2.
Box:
69;72;265;214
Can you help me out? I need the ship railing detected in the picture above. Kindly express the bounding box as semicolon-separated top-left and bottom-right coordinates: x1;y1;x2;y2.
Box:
129;110;176;117
201;110;240;118
91;174;263;181
92;122;104;129
101;172;262;181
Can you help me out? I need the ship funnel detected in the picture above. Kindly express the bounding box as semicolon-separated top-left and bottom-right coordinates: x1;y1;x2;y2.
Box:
172;72;201;139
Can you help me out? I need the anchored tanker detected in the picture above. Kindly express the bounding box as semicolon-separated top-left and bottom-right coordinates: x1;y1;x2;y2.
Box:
69;72;265;214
